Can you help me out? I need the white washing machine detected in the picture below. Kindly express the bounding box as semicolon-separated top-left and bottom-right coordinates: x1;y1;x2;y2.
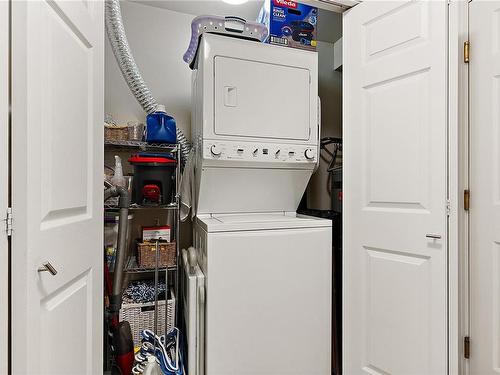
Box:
193;213;331;375
185;33;332;374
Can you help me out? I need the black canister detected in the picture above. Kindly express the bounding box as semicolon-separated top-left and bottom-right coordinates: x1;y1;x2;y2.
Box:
128;155;176;205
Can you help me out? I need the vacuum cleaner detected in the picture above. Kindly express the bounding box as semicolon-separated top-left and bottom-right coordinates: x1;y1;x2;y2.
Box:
104;182;134;375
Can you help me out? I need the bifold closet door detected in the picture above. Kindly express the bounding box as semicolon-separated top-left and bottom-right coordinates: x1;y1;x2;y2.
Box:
469;1;500;373
343;1;449;374
11;1;104;374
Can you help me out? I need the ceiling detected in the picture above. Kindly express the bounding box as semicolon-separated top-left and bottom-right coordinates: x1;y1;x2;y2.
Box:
130;0;265;21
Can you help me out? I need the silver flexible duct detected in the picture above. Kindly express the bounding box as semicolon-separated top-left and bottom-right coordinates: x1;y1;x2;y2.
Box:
105;0;191;162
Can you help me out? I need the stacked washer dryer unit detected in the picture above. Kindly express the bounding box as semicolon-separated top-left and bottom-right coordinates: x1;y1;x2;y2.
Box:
190;33;332;375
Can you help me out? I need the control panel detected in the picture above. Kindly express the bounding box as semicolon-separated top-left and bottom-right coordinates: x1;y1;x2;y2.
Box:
203;141;317;163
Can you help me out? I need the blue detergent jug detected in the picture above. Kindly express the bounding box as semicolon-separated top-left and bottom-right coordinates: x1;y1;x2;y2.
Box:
145;105;177;144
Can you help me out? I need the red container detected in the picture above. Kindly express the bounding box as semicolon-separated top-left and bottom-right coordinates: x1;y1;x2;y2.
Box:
128;155;176;205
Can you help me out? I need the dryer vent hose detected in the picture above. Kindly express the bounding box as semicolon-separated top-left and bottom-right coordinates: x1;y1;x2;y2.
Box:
105;0;191;162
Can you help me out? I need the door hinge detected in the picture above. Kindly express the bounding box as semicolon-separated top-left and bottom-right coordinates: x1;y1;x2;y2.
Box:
464;336;470;359
464;41;470;63
446;199;451;216
4;207;12;236
464;189;470;211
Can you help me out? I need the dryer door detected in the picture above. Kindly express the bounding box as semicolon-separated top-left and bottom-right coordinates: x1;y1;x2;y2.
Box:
214;56;311;140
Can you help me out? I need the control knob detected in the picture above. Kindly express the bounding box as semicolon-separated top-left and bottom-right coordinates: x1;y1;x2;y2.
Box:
210;144;222;157
304;148;315;160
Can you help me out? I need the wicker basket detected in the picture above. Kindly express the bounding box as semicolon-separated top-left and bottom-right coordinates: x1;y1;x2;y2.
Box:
104;124;128;141
119;290;176;347
137;241;176;269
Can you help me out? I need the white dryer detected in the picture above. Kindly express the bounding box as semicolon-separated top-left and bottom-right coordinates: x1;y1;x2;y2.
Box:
191;33;320;215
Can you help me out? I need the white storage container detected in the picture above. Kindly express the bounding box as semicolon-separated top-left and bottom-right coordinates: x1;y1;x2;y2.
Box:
119;290;176;347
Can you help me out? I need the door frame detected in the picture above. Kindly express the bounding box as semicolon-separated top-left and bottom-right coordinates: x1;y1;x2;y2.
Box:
0;0;9;373
449;1;469;374
306;0;359;14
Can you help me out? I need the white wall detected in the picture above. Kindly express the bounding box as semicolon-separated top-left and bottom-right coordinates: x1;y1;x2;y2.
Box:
105;1;194;139
0;1;8;372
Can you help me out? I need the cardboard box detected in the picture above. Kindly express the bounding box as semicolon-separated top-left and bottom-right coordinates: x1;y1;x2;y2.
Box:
142;225;171;242
264;0;318;51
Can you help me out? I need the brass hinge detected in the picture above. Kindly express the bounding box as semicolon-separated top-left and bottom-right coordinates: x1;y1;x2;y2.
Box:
464;336;470;359
464;41;470;63
4;207;12;237
464;189;470;211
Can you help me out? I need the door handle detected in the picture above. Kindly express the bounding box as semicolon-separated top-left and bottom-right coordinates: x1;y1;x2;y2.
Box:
38;261;58;275
224;86;237;107
426;234;442;240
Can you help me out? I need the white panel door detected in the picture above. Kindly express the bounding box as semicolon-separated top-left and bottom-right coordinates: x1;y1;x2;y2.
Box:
11;1;104;374
343;1;448;374
469;1;500;373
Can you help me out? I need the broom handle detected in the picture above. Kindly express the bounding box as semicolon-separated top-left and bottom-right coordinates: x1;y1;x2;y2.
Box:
154;239;160;350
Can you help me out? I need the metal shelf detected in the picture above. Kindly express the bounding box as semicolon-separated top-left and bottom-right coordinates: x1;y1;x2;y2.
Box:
124;256;177;274
125;265;177;274
103;135;182;332
104;203;178;210
109;257;177;275
104;139;178;152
